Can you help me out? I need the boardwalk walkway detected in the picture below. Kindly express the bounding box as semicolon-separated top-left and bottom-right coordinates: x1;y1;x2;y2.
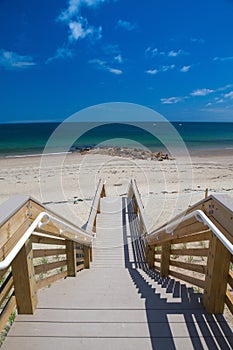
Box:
2;196;233;349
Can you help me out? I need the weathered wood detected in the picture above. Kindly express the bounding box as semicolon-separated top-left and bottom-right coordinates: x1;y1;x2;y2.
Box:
170;260;207;274
145;245;155;269
33;248;66;258
206;216;233;245
34;260;67;275
228;271;233;289
0;274;14;306
0;203;29;248
0;295;16;333
203;234;231;314
76;249;84;255
170;247;209;257
66;240;76;277
0;268;10;280
90;246;93;262
83;246;90;269
171;231;211;245
148;221;207;246
225;290;233;315
36;271;67;290
169;270;205;289
0;219;32;261
76;264;84;272
12;238;38;314
160;243;170;278
76;257;84;263
32;234;65;246
154;257;161;263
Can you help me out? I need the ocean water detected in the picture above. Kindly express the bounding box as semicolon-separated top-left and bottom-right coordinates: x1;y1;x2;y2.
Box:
0;122;233;157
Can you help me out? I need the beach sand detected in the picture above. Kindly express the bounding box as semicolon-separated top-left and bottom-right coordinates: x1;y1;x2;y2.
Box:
0;148;233;229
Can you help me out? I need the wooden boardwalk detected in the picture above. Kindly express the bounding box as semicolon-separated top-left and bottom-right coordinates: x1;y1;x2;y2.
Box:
2;196;233;349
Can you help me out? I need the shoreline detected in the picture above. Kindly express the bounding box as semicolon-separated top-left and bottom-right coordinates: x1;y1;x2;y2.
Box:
1;146;233;160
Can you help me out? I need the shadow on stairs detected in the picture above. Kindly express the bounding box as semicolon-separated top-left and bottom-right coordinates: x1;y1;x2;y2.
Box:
123;197;233;350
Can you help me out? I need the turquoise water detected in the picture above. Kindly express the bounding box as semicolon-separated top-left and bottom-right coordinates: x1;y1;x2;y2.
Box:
0;122;233;157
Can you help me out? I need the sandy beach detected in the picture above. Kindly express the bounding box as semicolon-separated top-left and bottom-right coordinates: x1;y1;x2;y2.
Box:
0;148;233;230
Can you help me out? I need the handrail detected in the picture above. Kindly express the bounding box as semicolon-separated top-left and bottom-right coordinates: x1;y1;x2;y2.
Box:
86;178;106;233
128;179;150;235
0;211;93;271
146;209;233;255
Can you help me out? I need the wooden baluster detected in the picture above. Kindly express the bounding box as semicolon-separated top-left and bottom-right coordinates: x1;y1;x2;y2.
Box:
84;246;91;269
203;233;231;314
146;244;155;269
160;242;171;278
12;238;38;314
66;240;77;277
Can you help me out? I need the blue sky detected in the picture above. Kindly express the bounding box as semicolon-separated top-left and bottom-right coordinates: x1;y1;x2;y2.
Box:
0;0;233;122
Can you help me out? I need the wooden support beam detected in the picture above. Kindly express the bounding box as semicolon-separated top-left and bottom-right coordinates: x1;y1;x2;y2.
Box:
146;245;155;269
160;243;170;278
203;233;231;314
66;240;77;277
12;238;38;314
84;246;91;269
90;246;93;262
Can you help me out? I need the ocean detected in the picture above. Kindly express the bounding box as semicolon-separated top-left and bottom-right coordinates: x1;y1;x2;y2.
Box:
0;122;233;157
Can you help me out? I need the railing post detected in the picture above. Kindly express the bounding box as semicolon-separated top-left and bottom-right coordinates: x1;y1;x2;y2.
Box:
203;233;231;314
146;244;155;269
160;243;171;278
12;238;38;314
66;240;77;277
84;246;91;269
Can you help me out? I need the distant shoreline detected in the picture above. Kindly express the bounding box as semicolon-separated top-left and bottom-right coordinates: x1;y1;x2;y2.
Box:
1;146;233;160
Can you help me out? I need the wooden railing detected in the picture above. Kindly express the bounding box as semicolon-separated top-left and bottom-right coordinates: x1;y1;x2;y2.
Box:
145;194;233;315
85;178;106;233
127;179;150;236
0;195;93;339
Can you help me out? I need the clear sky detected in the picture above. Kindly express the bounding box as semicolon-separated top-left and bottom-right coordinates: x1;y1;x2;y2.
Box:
0;0;233;123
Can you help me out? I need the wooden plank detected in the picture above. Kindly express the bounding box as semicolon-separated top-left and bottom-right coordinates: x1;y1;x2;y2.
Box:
170;248;209;257
225;290;233;315
12;238;38;314
66;240;76;277
170;260;207;274
36;271;67;290
0;295;16;333
0;274;14;306
169;270;205;289
76;257;84;263
203;234;231;314
32;234;65;246
206;216;233;245
76;264;84;272
228;271;233;289
160;243;170;278
0;268;10;280
171;231;211;245
0;219;32;261
76;249;84;255
0;203;29;249
148;221;207;246
34;260;67;275
33;249;66;258
154;258;161;263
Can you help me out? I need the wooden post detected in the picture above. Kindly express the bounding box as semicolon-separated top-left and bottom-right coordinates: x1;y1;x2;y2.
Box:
205;188;209;198
90;246;93;262
203;233;231;314
146;244;155;269
84;246;91;269
12;238;37;314
66;240;77;277
160;243;171;278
